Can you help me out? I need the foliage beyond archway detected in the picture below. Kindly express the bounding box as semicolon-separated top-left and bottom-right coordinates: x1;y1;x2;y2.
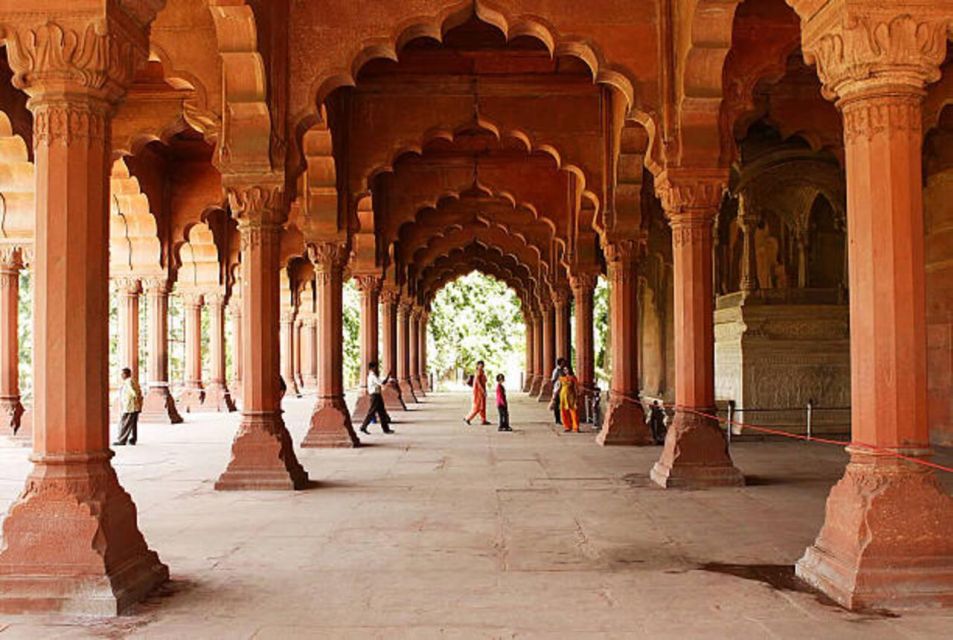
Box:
428;272;525;387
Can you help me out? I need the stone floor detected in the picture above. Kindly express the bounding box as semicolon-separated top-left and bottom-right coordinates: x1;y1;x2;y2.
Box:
0;391;952;639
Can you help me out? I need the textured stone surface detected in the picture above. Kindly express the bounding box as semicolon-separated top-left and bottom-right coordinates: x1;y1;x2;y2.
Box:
2;392;951;635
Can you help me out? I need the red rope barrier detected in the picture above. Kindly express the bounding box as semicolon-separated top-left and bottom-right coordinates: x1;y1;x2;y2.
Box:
646;400;953;475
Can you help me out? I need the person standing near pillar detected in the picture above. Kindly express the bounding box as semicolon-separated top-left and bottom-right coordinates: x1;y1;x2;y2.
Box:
597;240;653;446
649;171;741;483
357;361;394;435
0;246;25;434
114;367;143;446
301;241;360;447
141;278;183;423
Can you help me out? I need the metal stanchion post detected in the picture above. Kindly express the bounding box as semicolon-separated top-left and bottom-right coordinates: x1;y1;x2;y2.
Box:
726;400;735;448
806;399;813;442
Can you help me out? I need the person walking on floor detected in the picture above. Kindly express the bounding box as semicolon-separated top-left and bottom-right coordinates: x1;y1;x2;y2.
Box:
464;360;490;425
359;361;394;435
551;357;567;424
496;373;511;432
559;364;580;433
114;367;143;446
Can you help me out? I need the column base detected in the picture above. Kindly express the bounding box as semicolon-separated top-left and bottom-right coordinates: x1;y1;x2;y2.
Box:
596;394;652;445
528;376;543;397
7;408;31;446
0;453;168;615
795;452;953;610
140;385;183;424
203;382;237;413
303;376;318;393
352;392;372;421
399;380;418;404
382;383;407;411
216;412;309;490
177;385;205;413
650;409;744;488
0;396;24;435
301;398;360;448
522;376;533;393
228;380;242;409
412;376;426;397
538;380;554;403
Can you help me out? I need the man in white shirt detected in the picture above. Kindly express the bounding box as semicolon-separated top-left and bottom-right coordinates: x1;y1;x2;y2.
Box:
551;357;567;424
359;361;394;435
114;367;143;446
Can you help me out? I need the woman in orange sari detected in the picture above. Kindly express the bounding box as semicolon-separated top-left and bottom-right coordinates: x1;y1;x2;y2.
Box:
559;365;580;432
464;360;490;425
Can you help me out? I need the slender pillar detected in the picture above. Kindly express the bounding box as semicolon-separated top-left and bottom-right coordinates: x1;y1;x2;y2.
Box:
352;275;381;419
302;241;359;447
115;278;141;383
380;288;405;410
537;301;556;402
0;17;169;612
141;278;182;423
410;306;425;397
523;314;535;392
216;181;308;490
792;13;953;610
738;197;760;295
419;310;430;392
553;287;571;369
571;273;598;404
279;310;299;397
293;317;304;391
397;300;418;403
0;246;24;435
529;311;544;396
651;171;742;486
228;298;242;407
598;242;652;445
177;291;205;412
203;292;235;412
301;314;317;390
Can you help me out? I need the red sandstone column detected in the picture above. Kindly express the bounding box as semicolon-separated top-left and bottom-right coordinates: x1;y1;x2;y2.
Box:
791;13;953;610
523;314;535;392
537;300;556;402
651;171;742;485
410;306;425;397
178;291;205;412
301;314;317;391
0;12;168;612
115;278;141;384
397;300;418;403
293;316;304;391
279;310;299;397
529;311;544;396
216;182;308;490
571;273;598;404
419;310;430;392
228;297;242;407
0;246;24;435
352;275;381;418
141;278;182;424
302;241;359;447
737;198;760;295
379;288;405;410
553;288;571;369
598;242;651;445
204;292;235;412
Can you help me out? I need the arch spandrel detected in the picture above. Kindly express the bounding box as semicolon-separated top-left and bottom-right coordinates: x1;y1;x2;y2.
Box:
109;159;165;279
408;225;547;281
0;111;33;247
177;221;223;290
417;243;538;300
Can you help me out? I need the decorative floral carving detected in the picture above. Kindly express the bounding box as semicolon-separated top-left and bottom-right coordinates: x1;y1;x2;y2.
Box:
802;14;948;101
0;245;24;272
141;277;170;296
307;242;348;286
112;277;141;296
841;94;922;143
353;274;382;295
570;273;599;294
227;182;285;227
32;102;108;147
655;169;727;217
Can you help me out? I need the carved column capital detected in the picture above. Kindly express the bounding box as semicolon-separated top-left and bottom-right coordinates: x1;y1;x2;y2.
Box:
180;290;203;308
279;309;295;324
0;244;24;273
570;272;599;294
226;177;286;230
141;277;170;296
380;287;400;306
655;168;727;220
306;241;349;284
353;274;382;295
551;286;571;308
800;10;949;102
205;291;226;308
113;276;141;296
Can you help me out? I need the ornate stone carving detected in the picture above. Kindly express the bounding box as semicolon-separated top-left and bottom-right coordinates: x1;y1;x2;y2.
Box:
551;287;571;308
32;102;108;147
655;169;727;217
141;277;170;296
205;292;226;308
0;245;23;272
841;94;922;143
113;276;141;296
353;274;382;294
570;272;599;294
180;291;203;308
801;13;948;101
307;241;348;284
380;288;400;306
226;181;285;229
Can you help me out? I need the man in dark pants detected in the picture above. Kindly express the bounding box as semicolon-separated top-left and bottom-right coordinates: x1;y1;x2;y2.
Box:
359;361;394;434
114;367;143;446
551;357;567;424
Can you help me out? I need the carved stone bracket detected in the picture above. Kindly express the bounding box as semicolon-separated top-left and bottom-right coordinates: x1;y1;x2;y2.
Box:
307;241;348;283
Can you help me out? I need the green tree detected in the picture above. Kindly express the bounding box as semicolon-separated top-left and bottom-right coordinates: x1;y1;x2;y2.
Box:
593;276;610;388
428;271;525;387
343;278;361;388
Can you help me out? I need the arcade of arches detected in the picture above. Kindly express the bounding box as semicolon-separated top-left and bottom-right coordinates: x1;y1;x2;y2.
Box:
0;0;951;623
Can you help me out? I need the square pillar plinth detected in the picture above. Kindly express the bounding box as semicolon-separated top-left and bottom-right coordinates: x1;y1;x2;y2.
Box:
0;455;168;615
216;413;310;490
650;411;744;488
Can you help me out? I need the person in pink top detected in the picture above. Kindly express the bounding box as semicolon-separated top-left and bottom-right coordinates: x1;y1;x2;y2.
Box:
496;373;511;432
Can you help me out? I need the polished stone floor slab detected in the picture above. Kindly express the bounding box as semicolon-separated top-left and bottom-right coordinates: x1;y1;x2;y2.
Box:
1;391;951;638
